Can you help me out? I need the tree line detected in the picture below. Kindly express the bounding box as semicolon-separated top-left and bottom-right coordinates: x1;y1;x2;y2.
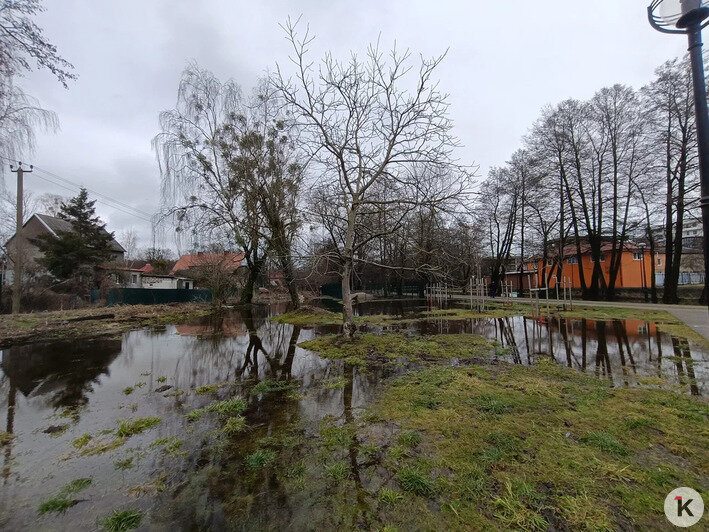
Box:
477;55;704;304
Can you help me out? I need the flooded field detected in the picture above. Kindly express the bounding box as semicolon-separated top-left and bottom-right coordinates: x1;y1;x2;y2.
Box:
0;300;707;529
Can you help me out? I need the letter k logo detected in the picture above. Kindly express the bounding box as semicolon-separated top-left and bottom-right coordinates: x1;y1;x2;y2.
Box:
676;496;694;517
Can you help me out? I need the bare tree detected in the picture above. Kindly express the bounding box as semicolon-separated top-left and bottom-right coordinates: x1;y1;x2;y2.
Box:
274;20;467;336
0;0;75;84
0;74;57;162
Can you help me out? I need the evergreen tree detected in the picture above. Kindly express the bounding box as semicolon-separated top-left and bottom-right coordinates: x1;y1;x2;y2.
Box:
36;188;115;280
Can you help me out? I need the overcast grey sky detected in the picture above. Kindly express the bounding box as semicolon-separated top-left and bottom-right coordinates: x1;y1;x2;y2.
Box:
10;0;688;253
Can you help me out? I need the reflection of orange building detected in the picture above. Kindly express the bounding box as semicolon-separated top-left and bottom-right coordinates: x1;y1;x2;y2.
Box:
527;242;652;289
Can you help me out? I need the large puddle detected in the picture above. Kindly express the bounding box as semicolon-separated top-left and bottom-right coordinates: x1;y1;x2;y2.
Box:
0;300;707;529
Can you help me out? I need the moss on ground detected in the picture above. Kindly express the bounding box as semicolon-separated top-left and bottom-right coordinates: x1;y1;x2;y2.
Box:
299;332;497;366
370;361;708;530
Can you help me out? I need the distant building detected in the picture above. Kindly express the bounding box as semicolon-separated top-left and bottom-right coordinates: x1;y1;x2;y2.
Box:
170;252;245;276
3;213;125;284
525;240;652;290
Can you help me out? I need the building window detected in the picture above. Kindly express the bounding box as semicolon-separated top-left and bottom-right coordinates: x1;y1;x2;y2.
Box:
633;252;643;261
657;258;663;266
131;274;138;284
567;256;578;265
590;254;605;263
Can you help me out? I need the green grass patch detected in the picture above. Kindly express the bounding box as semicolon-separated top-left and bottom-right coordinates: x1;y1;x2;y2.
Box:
371;360;708;530
149;436;184;456
115;417;161;438
103;509;143;531
122;387;134;395
223;416;247;435
300;333;496;365
323;376;348;389
318;424;354;449
38;477;92;514
397;431;421;448
187;398;247;420
114;457;134;470
195;384;221;395
378;488;404;505
324;461;350;480
580;431;629;456
245;448;277;470
397;467;435;496
72;433;92;449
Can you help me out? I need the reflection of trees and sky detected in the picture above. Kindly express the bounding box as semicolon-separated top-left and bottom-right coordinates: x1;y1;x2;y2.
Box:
0;301;706;528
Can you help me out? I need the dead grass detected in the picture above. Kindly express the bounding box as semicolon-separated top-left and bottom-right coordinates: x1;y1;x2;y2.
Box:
0;303;211;348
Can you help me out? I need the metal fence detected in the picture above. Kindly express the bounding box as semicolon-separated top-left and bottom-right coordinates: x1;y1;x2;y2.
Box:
654;272;705;287
92;288;212;306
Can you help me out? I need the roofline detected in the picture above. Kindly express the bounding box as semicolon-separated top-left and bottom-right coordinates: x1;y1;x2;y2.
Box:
35;214;58;237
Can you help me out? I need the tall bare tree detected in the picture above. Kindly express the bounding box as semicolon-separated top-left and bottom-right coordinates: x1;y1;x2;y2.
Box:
274;20;467;336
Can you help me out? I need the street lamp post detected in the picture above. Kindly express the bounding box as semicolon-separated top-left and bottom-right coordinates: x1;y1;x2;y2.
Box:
648;0;709;308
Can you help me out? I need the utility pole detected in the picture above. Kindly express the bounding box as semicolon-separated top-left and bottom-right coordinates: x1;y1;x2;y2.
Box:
9;163;32;314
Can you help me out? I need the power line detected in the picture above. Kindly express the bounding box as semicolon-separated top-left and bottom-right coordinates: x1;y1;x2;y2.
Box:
1;156;167;226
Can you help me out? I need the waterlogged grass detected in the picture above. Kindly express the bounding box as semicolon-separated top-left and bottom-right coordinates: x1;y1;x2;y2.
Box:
324;461;350;480
271;306;343;326
38;477;92;514
371;361;709;530
103;509;143;531
300;332;496;366
187;398;247;420
223;416;247;435
149;436;185;457
115;417;161;438
245;448;277;470
72;433;92;449
0;430;13;446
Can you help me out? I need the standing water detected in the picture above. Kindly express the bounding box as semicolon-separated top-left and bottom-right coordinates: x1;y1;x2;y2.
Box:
0;301;706;529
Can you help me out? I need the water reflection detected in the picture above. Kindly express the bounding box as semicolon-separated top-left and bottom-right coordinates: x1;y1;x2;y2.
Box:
385;314;706;395
0;302;706;529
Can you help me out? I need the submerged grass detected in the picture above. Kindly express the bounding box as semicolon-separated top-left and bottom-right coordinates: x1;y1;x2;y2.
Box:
115;417;161;438
38;477;92;515
187;398;247;420
300;332;496;366
103;509;143;531
371;360;709;530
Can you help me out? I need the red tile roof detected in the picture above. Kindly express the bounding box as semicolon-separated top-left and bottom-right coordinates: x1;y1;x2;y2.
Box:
170;252;245;275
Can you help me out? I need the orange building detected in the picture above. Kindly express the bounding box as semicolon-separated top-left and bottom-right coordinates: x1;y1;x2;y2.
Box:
527;241;653;289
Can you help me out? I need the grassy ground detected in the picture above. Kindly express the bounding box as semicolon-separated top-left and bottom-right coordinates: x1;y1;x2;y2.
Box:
299;333;500;367
169;343;707;530
0;303;211;348
367;361;708;530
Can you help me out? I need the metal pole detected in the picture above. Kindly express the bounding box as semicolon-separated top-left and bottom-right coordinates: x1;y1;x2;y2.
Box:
686;23;709;310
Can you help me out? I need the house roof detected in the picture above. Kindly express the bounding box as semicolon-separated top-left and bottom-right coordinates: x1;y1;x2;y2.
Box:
170;252;245;275
32;213;126;253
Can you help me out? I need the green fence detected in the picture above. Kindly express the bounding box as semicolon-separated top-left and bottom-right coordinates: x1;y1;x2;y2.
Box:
92;288;212;306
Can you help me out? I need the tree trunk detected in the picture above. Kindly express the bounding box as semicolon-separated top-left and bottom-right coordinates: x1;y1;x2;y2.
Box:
341;259;356;338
